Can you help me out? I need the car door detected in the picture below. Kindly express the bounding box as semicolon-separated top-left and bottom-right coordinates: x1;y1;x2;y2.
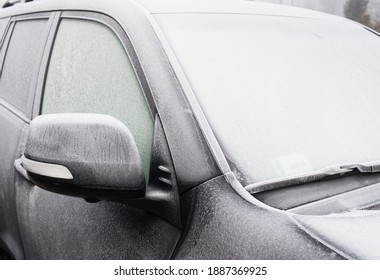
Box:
0;13;53;259
14;11;181;259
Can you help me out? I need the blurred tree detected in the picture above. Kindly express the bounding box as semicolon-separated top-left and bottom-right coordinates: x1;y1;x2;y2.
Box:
344;0;370;23
360;13;373;26
368;0;380;32
344;0;380;31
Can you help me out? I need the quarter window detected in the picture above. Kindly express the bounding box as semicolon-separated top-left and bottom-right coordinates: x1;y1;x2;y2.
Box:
0;19;48;113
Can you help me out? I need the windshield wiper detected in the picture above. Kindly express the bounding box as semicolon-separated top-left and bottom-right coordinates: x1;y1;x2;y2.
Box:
245;161;380;194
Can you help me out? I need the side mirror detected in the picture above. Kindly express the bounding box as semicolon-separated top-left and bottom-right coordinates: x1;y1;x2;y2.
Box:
19;113;145;201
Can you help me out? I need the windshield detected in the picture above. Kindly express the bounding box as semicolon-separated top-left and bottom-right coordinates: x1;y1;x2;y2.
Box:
155;13;380;186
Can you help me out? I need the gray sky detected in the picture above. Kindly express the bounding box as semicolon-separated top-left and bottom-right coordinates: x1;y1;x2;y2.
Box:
259;0;380;18
259;0;345;16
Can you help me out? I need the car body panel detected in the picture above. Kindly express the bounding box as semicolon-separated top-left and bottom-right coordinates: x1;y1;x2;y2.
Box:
0;106;26;259
0;0;379;259
175;175;345;260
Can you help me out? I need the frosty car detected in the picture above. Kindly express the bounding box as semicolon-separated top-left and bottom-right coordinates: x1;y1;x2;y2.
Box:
0;0;380;259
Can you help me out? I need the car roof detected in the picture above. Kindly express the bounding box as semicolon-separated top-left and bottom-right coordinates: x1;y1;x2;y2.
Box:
0;0;345;22
135;0;342;20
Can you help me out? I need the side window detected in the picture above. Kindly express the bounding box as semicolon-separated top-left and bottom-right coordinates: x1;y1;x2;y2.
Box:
42;18;154;181
0;19;48;113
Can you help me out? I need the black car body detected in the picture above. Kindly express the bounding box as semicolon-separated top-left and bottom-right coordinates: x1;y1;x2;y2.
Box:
1;0;380;259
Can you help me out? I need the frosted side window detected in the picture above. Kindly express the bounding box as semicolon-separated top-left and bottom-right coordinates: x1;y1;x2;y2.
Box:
0;19;48;112
42;19;153;181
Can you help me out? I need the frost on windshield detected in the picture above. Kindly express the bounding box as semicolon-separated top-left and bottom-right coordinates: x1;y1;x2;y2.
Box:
156;14;380;184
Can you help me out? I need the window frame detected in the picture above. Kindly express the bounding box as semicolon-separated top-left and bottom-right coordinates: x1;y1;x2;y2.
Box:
0;16;11;48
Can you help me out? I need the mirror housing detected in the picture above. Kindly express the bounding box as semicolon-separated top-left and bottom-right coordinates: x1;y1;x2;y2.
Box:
22;113;145;200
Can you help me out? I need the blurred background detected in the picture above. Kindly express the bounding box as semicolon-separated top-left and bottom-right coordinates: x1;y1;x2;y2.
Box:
259;0;380;32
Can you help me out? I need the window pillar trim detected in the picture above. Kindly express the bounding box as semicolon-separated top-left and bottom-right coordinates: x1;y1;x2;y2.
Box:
31;11;61;119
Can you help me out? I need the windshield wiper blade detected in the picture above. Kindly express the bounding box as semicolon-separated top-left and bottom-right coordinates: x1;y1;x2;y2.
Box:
245;161;380;194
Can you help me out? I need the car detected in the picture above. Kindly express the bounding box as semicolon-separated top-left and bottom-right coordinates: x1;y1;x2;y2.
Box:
1;0;380;260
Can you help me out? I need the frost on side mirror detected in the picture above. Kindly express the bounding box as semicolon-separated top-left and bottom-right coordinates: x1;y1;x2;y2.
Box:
20;113;145;201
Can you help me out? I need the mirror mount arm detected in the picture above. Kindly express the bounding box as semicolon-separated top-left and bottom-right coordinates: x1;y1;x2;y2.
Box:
116;115;181;229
